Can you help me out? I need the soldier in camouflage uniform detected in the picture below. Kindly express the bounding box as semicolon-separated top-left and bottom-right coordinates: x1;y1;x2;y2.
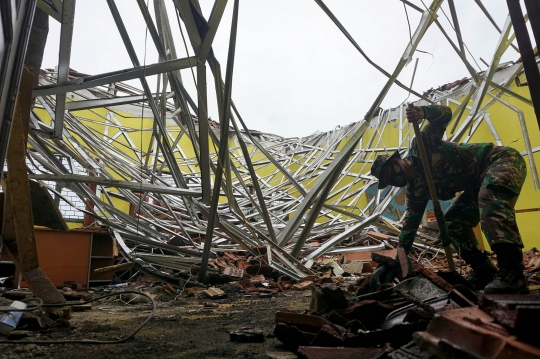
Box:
370;105;528;294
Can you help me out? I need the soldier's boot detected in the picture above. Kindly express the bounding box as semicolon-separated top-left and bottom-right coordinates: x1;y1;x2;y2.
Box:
484;243;529;294
461;249;497;290
453;227;496;290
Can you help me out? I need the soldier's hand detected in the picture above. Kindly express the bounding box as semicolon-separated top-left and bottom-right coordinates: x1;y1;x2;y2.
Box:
405;106;424;124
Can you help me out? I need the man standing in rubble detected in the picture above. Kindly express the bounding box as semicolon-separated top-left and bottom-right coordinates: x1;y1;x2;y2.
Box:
370;104;528;294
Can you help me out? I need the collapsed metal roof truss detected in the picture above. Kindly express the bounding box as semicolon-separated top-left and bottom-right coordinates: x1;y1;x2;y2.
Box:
3;0;539;284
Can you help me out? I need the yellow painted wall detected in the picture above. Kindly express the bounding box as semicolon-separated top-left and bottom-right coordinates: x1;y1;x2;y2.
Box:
364;79;540;250
33;79;540;250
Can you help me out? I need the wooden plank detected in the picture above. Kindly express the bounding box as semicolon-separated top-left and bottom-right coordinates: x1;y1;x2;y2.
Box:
94;261;133;274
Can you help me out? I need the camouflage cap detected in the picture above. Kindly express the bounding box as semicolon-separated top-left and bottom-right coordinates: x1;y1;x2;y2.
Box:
370;149;402;189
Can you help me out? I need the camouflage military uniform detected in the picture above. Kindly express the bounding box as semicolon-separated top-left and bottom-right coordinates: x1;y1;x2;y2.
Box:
400;105;526;255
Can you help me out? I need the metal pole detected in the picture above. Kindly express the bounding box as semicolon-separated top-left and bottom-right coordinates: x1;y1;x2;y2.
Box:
53;0;76;139
447;0;466;57
524;0;540;53
0;0;37;181
197;63;211;204
475;0;520;53
199;0;239;283
506;0;540;130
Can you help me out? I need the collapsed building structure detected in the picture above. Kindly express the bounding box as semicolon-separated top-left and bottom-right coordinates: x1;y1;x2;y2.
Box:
1;0;540;356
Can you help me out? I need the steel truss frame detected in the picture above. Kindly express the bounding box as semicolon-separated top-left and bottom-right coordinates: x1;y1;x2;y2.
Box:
7;0;539;283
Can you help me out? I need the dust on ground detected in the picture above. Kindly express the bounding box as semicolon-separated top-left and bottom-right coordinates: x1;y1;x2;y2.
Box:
0;291;308;359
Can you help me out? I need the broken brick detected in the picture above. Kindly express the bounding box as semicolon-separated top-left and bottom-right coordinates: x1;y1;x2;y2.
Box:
326;311;350;327
163;284;176;294
310;324;343;347
414;307;540;358
246;264;278;279
203;287;227;299
223;266;244;278
293;281;313;291
371;252;400;268
275;311;330;331
238;278;254;289
236;260;250;269
250;274;266;284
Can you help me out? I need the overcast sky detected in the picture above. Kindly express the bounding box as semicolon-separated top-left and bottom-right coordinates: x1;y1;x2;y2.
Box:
41;0;519;138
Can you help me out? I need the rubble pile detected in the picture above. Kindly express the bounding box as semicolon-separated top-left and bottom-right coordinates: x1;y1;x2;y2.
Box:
269;249;540;359
524;248;540;288
2;231;540;358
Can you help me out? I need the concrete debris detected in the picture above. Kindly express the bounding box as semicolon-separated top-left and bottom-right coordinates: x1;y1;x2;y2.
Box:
342;261;364;275
327;262;344;277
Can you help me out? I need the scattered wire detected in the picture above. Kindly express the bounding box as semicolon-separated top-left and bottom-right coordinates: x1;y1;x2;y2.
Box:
0;297;43;313
403;2;434;58
399;57;419;107
419;0;483;73
0;291;156;345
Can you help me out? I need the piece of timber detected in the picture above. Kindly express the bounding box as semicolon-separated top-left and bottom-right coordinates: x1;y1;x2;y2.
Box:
3;67;69;318
94;261;133;274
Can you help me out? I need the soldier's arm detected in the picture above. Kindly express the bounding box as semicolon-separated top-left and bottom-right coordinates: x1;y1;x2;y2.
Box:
399;197;429;253
420;105;452;148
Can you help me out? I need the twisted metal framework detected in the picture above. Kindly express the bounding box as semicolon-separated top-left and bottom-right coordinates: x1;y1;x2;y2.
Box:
10;0;539;283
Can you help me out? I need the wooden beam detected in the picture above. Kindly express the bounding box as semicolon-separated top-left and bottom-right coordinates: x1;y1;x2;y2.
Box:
3;66;69;318
94;261;133;274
